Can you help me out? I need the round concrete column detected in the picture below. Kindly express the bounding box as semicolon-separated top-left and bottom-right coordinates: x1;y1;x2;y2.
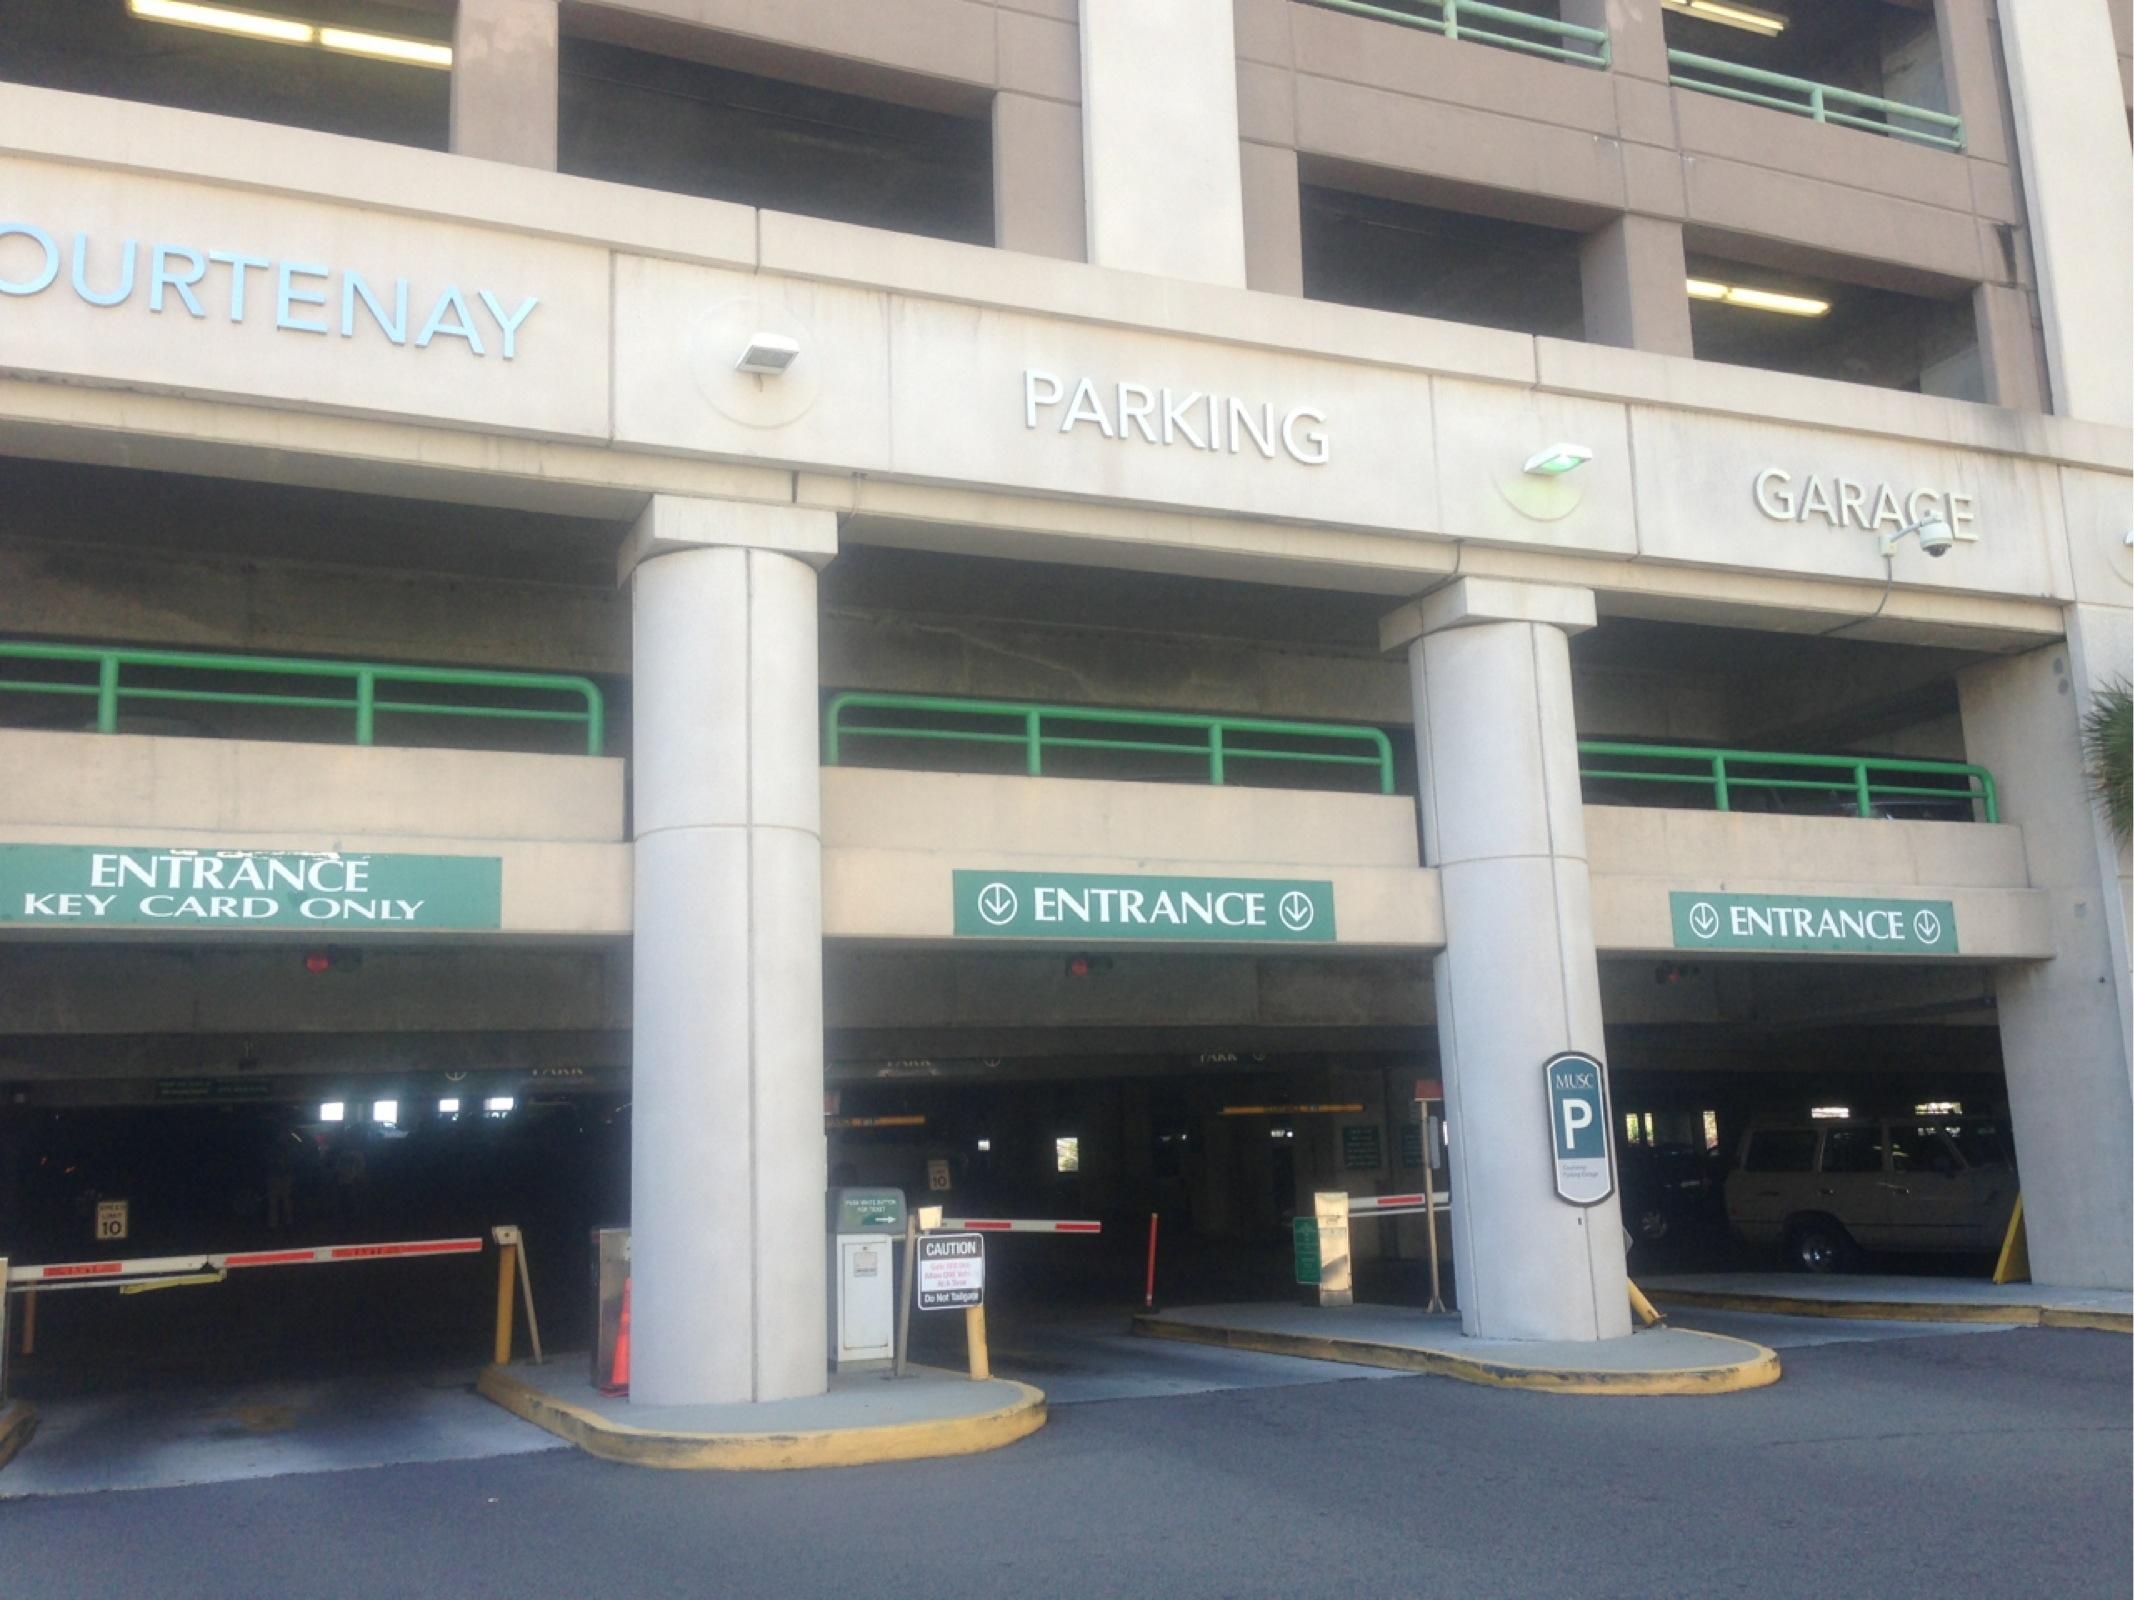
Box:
1397;579;1629;1342
629;534;828;1406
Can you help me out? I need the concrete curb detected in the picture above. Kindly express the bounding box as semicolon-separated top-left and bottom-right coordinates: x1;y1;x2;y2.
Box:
1131;1315;1781;1396
1647;1288;2133;1334
478;1366;1047;1470
0;1400;37;1471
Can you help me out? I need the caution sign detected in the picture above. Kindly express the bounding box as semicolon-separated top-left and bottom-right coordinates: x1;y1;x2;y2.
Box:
916;1232;985;1310
1544;1050;1613;1206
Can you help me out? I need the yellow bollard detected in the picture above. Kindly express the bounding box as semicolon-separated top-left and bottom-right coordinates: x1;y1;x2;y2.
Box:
1992;1194;2029;1285
493;1240;518;1367
964;1303;990;1382
1627;1278;1664;1327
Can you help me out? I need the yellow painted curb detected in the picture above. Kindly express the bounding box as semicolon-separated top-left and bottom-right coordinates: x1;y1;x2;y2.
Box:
0;1400;38;1472
1131;1316;1780;1396
1649;1288;2132;1335
478;1365;1047;1471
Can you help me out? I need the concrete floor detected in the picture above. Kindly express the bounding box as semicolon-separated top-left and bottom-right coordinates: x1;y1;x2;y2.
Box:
3;1325;2123;1599
0;1365;562;1499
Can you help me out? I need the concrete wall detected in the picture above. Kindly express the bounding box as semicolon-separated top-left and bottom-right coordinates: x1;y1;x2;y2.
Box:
1233;0;2043;402
0;88;2115;659
0;730;624;842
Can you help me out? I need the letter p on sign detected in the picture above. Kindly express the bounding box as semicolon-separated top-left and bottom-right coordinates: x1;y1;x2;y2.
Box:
1543;1051;1613;1206
1561;1098;1593;1145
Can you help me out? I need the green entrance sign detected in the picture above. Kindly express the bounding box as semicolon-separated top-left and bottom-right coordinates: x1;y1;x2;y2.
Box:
1292;1216;1321;1285
1670;891;1958;955
951;870;1335;942
0;845;503;930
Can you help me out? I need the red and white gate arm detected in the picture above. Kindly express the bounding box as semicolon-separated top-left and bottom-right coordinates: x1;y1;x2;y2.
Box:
1344;1191;1453;1219
932;1218;1103;1235
6;1252;212;1289
6;1235;484;1290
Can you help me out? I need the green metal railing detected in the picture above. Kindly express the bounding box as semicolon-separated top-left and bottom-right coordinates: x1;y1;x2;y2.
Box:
1577;742;1997;823
1298;0;1609;69
0;642;606;756
824;693;1397;795
1667;49;1964;150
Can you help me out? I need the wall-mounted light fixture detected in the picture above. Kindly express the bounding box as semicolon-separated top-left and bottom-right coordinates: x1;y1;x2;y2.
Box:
1661;0;1787;36
1687;278;1830;317
1522;443;1593;477
128;1;451;68
734;332;802;375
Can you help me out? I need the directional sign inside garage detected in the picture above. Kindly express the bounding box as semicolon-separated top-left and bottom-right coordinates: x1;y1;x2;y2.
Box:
1544;1051;1613;1206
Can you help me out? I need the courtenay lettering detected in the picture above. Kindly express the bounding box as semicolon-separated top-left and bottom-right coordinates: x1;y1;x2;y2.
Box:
0;224;538;360
1752;468;1978;542
1023;369;1329;465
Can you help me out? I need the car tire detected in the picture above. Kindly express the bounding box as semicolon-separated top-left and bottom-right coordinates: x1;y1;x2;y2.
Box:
1785;1216;1853;1274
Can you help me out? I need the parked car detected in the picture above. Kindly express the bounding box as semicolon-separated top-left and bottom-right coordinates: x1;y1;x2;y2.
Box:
1618;1141;1718;1247
1724;1116;2018;1272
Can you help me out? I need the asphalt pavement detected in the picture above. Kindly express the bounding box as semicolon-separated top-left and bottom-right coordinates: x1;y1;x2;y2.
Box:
3;1323;2125;1599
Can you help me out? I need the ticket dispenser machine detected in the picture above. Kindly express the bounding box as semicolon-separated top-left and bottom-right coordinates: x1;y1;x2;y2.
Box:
829;1189;905;1369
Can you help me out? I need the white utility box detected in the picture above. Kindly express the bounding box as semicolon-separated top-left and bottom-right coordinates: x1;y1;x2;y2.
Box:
828;1187;904;1369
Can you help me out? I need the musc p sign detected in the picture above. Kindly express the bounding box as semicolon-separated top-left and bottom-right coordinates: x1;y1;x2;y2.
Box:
1544;1051;1613;1206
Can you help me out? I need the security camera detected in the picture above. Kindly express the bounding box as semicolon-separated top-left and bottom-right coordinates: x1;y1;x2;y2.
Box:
1880;515;1957;559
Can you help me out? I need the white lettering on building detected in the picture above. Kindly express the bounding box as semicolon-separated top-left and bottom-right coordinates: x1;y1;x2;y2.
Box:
1024;369;1329;466
1751;467;1978;542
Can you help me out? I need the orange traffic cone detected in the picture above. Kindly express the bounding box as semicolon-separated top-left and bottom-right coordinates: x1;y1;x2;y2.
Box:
605;1276;631;1395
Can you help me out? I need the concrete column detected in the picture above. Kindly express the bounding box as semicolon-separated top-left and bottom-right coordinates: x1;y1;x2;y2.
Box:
450;0;559;170
1996;0;2134;425
1972;282;2046;414
1579;215;1692;356
624;497;838;1406
1385;578;1630;1342
1078;0;1248;285
1958;628;2133;1291
994;92;1088;261
1240;141;1304;296
1562;0;1668;83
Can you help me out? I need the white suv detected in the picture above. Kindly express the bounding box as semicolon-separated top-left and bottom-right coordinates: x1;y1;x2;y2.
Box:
1725;1117;2019;1273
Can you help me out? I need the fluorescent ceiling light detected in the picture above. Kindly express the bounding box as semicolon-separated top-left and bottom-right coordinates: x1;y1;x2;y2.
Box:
319;27;452;68
1809;1106;1850;1120
1522;442;1593;477
1662;0;1787;36
1685;277;1830;317
129;0;315;43
130;1;451;67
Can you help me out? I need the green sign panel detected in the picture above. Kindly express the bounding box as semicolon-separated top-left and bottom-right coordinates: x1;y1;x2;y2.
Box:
1341;1124;1383;1171
1399;1123;1424;1169
1670;891;1958;955
952;870;1335;942
1292;1216;1321;1285
0;846;503;930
